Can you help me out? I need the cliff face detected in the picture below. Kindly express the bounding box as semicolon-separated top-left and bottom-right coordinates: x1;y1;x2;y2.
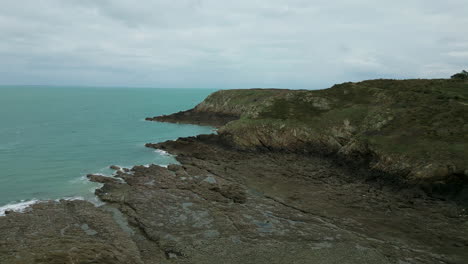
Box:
154;79;468;186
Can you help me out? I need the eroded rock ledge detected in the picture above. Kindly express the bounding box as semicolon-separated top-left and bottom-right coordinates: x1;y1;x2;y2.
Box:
109;135;468;263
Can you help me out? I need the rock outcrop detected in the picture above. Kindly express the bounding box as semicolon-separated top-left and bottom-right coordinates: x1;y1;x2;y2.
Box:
152;79;468;190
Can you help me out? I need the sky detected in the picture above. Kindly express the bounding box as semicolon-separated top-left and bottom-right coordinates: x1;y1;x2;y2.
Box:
0;0;467;89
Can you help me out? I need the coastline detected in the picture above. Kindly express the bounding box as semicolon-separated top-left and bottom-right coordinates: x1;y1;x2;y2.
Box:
0;160;174;216
0;87;216;209
1;79;467;263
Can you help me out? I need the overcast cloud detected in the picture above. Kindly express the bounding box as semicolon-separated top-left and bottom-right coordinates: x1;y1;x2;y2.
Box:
0;0;467;88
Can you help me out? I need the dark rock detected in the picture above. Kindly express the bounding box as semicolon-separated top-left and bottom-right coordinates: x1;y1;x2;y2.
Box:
110;165;122;170
96;135;468;263
167;164;182;171
210;184;247;204
0;201;143;264
87;174;120;184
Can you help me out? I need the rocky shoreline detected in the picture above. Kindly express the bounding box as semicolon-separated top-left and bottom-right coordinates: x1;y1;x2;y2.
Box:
1;79;467;263
146;109;239;127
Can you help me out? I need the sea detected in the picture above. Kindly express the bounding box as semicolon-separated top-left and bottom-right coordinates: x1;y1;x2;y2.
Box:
0;86;216;214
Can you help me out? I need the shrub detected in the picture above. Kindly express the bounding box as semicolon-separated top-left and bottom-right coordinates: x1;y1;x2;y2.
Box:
451;70;468;80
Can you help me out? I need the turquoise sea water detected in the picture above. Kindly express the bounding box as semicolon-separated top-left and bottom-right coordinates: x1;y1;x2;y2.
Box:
0;86;216;209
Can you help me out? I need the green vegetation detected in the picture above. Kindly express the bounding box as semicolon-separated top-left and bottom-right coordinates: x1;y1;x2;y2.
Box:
199;79;468;180
194;89;290;117
451;70;468;80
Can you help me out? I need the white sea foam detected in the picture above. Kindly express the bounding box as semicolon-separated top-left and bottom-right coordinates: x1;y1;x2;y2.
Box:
70;175;90;184
0;161;170;217
55;196;85;202
56;196;105;207
140;163;170;168
154;149;170;156
59;196;106;206
0;199;40;216
70;173;110;185
0;196;102;217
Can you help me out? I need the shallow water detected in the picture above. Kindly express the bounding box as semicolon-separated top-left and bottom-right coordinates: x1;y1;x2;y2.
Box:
0;86;216;208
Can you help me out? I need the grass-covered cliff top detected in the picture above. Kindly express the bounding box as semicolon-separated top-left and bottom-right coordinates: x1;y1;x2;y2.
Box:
193;79;467;182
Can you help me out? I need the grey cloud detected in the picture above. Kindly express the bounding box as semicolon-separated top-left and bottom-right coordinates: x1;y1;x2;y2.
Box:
0;0;467;88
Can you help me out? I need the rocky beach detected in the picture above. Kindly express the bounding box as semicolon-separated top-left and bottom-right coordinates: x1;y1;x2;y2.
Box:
1;79;467;264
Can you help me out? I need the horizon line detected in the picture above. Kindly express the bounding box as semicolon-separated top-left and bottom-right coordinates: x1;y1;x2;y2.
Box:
0;84;294;90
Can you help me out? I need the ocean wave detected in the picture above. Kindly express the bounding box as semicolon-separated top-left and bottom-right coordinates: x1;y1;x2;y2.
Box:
0;199;40;216
70;174;96;184
56;196;85;202
154;149;171;156
55;196;105;207
140;163;169;168
0;196;102;217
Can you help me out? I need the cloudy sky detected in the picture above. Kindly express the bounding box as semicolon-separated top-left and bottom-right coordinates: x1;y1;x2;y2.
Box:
0;0;467;89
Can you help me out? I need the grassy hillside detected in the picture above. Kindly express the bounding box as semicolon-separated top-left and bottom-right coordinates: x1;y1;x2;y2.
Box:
194;79;468;182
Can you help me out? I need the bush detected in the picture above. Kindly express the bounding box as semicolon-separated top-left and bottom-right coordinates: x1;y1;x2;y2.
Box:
451;70;468;80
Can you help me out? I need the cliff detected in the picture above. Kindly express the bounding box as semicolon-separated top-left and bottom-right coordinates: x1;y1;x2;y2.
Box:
149;79;468;187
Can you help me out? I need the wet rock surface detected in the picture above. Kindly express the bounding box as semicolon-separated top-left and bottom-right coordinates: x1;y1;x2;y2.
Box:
87;173;121;184
0;200;143;264
1;134;467;263
142;135;468;263
110;165;122;171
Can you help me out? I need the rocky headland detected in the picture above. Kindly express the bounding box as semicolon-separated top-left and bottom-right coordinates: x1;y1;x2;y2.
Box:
1;79;467;263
